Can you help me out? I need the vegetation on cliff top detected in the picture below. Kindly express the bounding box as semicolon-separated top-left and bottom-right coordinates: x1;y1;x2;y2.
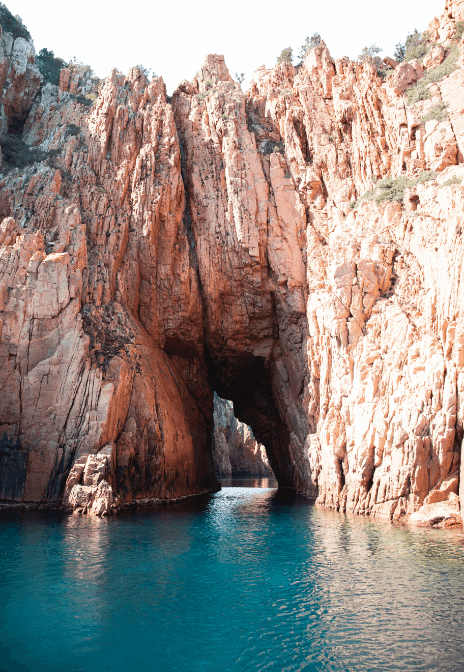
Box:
36;49;103;100
277;47;293;65
298;34;322;60
395;29;430;63
358;44;382;68
36;49;66;86
0;3;31;41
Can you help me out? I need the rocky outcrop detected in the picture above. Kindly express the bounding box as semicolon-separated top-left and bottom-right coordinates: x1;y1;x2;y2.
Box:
0;61;218;514
212;394;273;477
0;24;41;135
1;2;464;527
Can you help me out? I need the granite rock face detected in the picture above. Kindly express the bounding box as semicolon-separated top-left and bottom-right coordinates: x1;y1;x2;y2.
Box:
0;2;464;526
0;60;218;513
212;394;273;478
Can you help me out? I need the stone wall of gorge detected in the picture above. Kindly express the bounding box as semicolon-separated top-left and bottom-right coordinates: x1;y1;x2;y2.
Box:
0;2;463;526
212;394;273;478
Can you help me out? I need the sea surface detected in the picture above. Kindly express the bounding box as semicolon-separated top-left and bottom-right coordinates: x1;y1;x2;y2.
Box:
1;480;464;672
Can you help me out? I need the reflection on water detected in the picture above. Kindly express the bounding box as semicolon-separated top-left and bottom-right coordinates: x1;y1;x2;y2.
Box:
1;489;464;672
219;476;278;488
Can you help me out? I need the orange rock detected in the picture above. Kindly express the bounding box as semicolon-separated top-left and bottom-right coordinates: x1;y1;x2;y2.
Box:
1;1;464;527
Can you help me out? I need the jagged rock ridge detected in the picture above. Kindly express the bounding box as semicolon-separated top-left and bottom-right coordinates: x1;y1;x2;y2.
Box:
0;1;463;527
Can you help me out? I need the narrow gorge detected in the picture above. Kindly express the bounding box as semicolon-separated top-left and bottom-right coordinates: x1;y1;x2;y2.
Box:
1;0;464;528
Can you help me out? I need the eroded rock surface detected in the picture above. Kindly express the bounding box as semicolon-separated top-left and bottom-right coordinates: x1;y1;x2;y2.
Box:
212;394;273;478
0;2;464;526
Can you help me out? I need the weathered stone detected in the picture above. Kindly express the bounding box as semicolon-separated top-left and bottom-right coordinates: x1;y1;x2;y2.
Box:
423;45;446;69
1;1;464;529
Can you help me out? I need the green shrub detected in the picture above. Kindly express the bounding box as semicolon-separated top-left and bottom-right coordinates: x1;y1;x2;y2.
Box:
404;29;429;61
328;134;335;142
375;176;414;203
0;4;30;40
195;87;216;101
298;33;322;60
420;103;448;124
135;64;153;80
377;65;394;80
72;93;95;107
64;123;80;138
260;139;285;154
358;44;382;67
394;42;406;62
441;176;461;187
406;44;459;105
455;21;464;42
354;171;437;206
36;48;66;86
406;79;431;105
235;72;245;86
415;170;437;184
0;133;56;172
277;47;293;64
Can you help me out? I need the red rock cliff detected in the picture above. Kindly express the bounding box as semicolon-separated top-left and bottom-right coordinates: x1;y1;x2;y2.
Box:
1;2;464;525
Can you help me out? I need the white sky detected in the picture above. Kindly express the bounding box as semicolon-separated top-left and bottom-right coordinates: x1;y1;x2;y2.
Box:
7;0;445;93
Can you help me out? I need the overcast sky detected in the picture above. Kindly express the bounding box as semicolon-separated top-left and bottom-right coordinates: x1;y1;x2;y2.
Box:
7;0;444;93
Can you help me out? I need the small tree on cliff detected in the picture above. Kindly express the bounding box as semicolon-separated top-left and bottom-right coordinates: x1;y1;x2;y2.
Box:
277;47;293;65
404;29;429;60
358;44;383;68
135;64;153;80
36;48;66;86
393;29;428;64
235;72;245;87
394;42;406;62
0;3;31;40
298;33;322;60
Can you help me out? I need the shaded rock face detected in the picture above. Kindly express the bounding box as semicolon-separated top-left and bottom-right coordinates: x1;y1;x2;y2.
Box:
0;63;218;512
0;24;42;135
0;2;464;527
212;394;273;478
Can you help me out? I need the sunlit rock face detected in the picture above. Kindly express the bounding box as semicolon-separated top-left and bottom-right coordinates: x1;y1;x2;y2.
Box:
212;394;273;478
0;1;464;526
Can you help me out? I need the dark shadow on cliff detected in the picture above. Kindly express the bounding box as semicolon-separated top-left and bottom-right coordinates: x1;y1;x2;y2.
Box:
205;347;296;490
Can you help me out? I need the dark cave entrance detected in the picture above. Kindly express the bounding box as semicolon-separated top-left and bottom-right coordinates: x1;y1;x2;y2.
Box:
206;350;296;489
212;392;275;482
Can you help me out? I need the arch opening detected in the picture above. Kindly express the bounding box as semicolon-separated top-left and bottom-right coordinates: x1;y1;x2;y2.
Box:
212;392;274;480
206;350;296;489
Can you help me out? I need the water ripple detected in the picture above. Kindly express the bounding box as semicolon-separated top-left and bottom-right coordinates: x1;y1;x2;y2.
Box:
1;487;464;672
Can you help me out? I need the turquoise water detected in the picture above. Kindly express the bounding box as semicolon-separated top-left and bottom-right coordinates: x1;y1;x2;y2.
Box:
1;484;464;672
